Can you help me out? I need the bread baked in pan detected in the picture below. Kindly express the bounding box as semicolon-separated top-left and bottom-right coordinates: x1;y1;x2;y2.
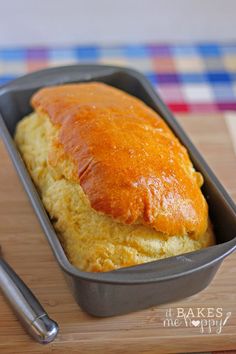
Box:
15;82;215;272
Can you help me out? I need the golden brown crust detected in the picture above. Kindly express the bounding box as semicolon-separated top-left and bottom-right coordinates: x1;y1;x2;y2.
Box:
32;82;208;238
15;112;215;271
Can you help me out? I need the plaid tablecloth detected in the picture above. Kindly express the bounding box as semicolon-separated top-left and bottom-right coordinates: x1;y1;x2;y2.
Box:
0;43;236;114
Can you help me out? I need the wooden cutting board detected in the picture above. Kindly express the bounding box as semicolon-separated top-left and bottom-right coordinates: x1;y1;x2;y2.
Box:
0;113;236;354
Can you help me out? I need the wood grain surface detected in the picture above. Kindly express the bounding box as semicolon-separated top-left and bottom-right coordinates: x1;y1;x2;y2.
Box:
0;113;236;354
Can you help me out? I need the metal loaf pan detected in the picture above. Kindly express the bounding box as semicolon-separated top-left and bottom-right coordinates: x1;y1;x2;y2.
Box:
0;65;235;317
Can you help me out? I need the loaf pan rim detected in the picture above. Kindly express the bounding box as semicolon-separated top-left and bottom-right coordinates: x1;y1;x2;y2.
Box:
0;64;235;285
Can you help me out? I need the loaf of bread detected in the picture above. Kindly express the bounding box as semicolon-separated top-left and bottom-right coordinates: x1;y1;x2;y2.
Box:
15;82;215;272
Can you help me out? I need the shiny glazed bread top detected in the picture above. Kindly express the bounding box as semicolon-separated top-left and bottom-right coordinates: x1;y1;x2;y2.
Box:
32;82;208;238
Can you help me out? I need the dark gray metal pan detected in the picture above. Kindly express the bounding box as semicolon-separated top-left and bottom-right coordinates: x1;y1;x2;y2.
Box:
0;64;235;317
